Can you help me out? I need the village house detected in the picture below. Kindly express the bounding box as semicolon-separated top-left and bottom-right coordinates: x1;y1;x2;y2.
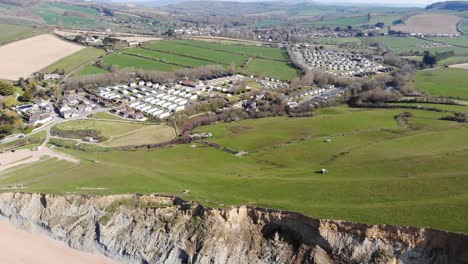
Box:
43;73;61;80
28;110;54;126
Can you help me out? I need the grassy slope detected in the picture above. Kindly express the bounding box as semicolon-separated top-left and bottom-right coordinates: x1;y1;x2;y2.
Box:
3;107;468;233
416;68;468;99
44;47;105;74
54;119;175;147
0;23;44;45
75;64;109;76
33;3;102;29
55;119;147;138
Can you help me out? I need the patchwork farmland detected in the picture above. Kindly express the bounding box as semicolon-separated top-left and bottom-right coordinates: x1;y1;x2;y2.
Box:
0;34;84;80
392;14;462;34
102;40;300;80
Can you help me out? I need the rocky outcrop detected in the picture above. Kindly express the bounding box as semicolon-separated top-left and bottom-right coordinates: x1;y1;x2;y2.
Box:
0;192;466;264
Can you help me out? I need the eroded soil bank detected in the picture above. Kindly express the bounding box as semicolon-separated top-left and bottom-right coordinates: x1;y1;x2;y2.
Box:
0;193;466;264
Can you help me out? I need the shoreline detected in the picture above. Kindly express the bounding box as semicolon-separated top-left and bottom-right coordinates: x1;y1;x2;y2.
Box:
0;218;117;264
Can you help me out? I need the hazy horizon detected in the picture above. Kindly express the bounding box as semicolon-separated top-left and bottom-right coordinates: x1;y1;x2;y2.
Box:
315;0;446;7
111;0;451;8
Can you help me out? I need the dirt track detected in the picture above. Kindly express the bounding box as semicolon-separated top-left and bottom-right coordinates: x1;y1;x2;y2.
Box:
0;148;79;172
392;14;461;34
0;34;83;80
450;63;468;69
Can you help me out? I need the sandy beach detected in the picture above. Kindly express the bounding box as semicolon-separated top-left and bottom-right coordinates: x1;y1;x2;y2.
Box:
0;219;117;264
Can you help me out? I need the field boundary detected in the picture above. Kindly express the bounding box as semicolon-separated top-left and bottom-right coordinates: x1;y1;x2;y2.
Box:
121;52;195;68
174;42;289;62
140;47;228;65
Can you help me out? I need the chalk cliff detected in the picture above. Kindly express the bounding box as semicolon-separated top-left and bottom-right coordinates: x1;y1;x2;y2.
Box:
0;193;466;264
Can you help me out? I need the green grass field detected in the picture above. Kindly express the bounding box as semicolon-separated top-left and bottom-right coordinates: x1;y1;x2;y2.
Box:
0;131;46;151
242;58;301;80
388;102;468;113
460;19;468;34
172;40;289;61
44;47;105;74
0;23;44;45
33;2;103;29
369;14;403;25
143;41;249;66
103;53;181;71
54;119;175;147
369;36;468;55
428;36;468;48
3;106;468;233
124;48;212;68
303;15;369;26
416;68;468;99
90;112;126;121
74;64;109;76
193;37;263;46
102;40;300;79
438;56;468;65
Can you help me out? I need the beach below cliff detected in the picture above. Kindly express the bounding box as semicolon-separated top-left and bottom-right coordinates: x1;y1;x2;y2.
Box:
0;218;117;264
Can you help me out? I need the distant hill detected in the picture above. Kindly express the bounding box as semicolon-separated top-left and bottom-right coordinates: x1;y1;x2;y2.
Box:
426;1;468;11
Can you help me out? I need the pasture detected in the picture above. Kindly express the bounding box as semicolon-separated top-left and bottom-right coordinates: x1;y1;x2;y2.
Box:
143;41;249;66
428;36;468;48
192;36;263;46
392;14;461;34
53;119;175;147
415;68;468;99
75;65;109;76
103;53;181;71
304;15;369;26
44;47;105;74
369;36;468;56
0;34;83;80
2;106;468;233
0;23;44;45
33;2;102;29
102;40;300;80
459;19;468;34
242;58;301;80
124;48;212;68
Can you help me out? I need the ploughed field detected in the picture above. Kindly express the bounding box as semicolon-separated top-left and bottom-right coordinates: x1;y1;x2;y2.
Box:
102;39;300;80
2;105;468;233
0;34;83;80
392;13;462;34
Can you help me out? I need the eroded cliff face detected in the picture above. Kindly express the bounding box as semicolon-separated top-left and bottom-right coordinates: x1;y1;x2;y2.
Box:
0;193;466;264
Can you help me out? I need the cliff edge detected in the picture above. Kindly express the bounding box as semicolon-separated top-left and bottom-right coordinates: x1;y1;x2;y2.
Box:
0;193;466;264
